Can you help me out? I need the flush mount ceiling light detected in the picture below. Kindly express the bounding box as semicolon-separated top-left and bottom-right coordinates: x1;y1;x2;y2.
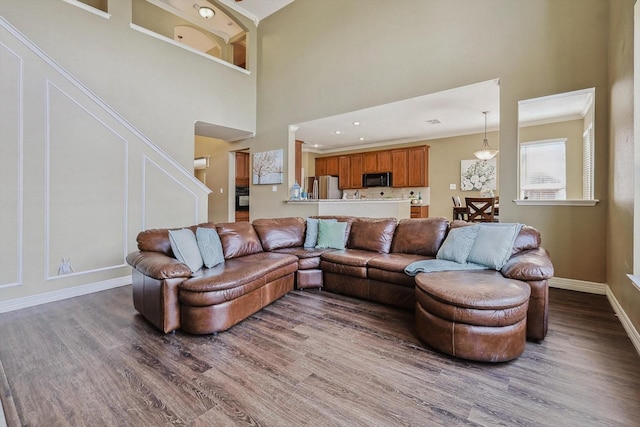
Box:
474;111;499;160
198;6;215;19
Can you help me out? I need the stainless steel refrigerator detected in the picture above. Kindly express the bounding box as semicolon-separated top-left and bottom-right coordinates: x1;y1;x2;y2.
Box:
308;175;341;199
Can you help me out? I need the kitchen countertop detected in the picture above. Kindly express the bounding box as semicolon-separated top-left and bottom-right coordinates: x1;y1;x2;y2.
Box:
287;198;427;205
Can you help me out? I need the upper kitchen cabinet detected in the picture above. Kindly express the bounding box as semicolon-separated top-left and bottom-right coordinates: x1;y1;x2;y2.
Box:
315;156;340;176
349;154;363;189
363;151;392;173
391;149;408;187
338;156;351;190
407;146;429;187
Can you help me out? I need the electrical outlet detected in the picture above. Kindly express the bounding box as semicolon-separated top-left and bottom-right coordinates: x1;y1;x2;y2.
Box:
219;188;224;193
450;184;456;190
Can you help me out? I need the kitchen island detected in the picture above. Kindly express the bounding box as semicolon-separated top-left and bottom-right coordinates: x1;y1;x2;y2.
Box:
285;198;420;219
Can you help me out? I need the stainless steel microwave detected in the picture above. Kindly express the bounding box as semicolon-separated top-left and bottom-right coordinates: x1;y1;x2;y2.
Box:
362;172;392;188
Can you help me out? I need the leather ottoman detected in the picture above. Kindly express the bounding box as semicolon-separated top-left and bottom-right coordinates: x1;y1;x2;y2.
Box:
415;270;530;362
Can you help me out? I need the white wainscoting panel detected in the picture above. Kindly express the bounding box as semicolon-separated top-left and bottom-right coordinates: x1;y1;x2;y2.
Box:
45;82;128;279
0;40;23;289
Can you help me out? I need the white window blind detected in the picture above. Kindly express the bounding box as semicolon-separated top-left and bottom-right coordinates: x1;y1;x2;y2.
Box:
583;124;594;199
520;139;567;200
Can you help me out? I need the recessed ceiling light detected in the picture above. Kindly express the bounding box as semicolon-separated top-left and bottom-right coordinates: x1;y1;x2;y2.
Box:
198;6;215;19
335;130;342;134
359;137;365;141
426;119;441;124
313;144;319;148
353;121;361;126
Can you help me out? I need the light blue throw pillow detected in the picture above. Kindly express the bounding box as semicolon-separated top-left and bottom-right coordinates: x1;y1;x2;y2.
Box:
467;223;523;270
168;228;203;274
196;227;225;268
316;220;348;250
304;218;336;248
436;225;480;264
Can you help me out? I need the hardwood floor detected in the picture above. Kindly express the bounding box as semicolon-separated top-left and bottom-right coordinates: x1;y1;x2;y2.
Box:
0;286;639;426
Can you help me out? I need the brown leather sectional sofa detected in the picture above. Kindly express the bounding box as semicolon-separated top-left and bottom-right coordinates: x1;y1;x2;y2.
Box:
126;216;553;343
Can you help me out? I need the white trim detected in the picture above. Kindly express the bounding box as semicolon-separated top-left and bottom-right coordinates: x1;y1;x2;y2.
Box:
0;275;131;313
513;199;599;206
129;24;251;76
61;0;111;19
549;277;606;294
627;274;640;291
606;285;640;356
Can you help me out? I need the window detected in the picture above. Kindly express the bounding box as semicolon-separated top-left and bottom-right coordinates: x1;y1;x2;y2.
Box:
520;139;567;200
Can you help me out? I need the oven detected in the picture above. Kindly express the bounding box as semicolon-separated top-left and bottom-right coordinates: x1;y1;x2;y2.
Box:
235;186;249;211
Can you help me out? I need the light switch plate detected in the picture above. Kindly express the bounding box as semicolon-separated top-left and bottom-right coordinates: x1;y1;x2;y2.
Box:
272;185;277;192
450;184;456;190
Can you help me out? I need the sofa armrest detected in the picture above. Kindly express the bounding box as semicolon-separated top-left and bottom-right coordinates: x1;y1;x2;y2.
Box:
501;248;554;281
126;251;191;280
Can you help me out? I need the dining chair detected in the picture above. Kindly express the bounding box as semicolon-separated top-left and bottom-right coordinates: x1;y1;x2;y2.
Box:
452;196;466;220
465;197;497;222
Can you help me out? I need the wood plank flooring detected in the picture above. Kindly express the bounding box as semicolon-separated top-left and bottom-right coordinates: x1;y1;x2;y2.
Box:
0;286;639;426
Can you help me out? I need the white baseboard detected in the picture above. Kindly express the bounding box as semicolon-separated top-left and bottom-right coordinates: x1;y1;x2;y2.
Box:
0;276;131;313
606;285;640;356
549;277;607;295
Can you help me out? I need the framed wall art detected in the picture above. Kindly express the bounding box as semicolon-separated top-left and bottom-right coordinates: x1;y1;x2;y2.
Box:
252;149;283;184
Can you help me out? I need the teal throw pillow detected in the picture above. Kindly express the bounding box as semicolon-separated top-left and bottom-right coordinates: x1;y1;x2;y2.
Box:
168;228;203;274
467;223;523;270
315;220;348;250
436;225;480;264
196;227;225;268
304;218;336;247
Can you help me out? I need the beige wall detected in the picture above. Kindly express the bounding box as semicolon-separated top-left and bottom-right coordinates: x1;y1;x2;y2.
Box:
608;1;636;332
254;0;610;283
195;136;237;224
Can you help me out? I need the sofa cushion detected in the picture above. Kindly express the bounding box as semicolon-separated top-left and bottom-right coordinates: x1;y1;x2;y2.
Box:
390;217;449;256
436;225;480;264
196;227;225;268
316;220;348;249
137;228;173;256
303;217;336;248
348;217;397;253
168;229;203;274
512;226;541;254
467;223;523;270
252;217;306;251
215;222;263;259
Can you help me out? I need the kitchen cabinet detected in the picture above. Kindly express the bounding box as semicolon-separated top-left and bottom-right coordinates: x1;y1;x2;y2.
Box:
391;149;408;187
326;156;339;176
349;154;363;189
408;146;429;187
315;157;327;176
338;156;350;190
316;145;428;188
377;151;392;172
235;151;250;186
363;151;392;173
410;205;429;218
315;156;339;177
363;152;377;173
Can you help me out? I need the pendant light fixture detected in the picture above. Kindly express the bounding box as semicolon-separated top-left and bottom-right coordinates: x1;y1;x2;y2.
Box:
474;111;498;160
